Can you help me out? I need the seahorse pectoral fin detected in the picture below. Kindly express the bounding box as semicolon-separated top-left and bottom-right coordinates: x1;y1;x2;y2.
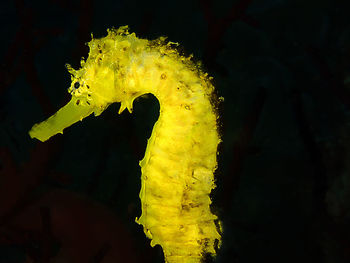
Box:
29;98;95;142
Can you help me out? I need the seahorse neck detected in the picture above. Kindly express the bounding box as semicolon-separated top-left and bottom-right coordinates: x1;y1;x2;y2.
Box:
139;78;219;177
130;51;219;164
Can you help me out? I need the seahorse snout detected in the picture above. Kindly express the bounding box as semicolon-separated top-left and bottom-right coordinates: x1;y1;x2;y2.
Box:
29;98;95;142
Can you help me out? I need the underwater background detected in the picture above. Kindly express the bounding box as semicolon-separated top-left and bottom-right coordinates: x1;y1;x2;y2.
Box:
1;0;350;262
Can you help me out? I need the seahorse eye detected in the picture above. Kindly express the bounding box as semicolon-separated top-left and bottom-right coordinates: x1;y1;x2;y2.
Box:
74;82;80;89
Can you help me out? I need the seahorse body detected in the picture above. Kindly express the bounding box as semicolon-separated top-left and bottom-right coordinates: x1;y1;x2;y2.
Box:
29;26;222;263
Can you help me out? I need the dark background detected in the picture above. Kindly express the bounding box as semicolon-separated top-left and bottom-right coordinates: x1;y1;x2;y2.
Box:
1;0;350;262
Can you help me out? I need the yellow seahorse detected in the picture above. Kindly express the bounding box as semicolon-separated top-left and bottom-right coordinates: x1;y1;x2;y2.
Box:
29;26;222;263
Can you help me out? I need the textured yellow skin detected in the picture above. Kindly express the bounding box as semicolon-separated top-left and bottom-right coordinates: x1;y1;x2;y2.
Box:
29;26;222;262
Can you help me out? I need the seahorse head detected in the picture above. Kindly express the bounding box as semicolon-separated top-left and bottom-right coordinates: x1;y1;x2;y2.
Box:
66;26;138;111
65;58;115;116
29;26;140;142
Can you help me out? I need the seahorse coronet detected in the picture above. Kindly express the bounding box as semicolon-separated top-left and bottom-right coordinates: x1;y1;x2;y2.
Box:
29;26;222;263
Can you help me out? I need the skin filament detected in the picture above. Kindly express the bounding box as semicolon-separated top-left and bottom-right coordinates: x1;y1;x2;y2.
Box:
29;26;222;263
